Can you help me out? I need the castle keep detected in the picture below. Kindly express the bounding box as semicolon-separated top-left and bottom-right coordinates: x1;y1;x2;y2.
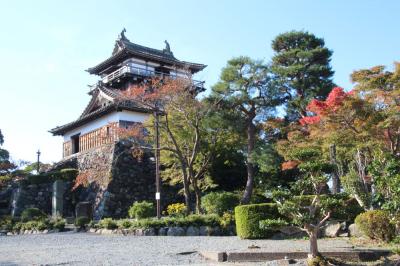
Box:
1;30;206;219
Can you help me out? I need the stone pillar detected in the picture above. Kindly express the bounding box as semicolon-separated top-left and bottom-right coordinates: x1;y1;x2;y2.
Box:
52;180;65;218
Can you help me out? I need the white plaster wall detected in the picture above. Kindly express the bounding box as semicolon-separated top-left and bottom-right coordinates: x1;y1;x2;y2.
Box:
63;110;150;141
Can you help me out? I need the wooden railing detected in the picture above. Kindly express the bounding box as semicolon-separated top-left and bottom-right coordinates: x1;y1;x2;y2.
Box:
79;125;117;153
101;64;205;89
63;141;72;158
62;124;118;158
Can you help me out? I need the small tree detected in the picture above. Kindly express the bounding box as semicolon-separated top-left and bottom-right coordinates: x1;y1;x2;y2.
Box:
119;77;221;214
271;148;342;259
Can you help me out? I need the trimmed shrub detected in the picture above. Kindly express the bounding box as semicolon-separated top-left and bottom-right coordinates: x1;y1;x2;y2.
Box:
166;203;186;217
290;194;362;222
0;215;13;231
99;218;118;230
12;222;23;232
20;220;47;231
355;210;395;242
52;218;65;231
75;217;90;228
201;191;240;215
118;219;133;229
20;208;46;222
131;214;221;229
235;203;280;239
128;201;154;219
220;212;235;229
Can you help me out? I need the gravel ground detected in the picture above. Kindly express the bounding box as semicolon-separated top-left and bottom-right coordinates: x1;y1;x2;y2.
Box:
0;232;353;266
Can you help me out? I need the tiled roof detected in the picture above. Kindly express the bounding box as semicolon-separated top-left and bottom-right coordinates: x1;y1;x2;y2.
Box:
49;86;153;136
87;34;206;75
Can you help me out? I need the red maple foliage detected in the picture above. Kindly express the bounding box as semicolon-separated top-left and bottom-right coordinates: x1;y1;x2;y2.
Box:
281;160;300;170
72;171;90;191
299;87;351;125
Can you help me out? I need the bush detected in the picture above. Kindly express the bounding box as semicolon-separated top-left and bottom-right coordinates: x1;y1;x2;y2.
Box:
166;203;186;217
51;218;65;231
128;201;154;219
330;196;363;222
355;210;395;242
0;215;13;231
220;212;235;229
99;218;118;230
20;220;48;231
12;222;23;232
118;219;133;229
201;191;240;215
20;208;46;222
259;218;288;231
75;217;90;228
131;214;221;229
235;203;280;239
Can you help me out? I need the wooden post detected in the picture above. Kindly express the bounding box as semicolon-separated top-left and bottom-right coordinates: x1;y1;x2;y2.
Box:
330;144;340;194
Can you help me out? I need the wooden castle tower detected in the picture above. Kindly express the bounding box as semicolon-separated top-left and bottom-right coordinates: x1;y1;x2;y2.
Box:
50;29;206;157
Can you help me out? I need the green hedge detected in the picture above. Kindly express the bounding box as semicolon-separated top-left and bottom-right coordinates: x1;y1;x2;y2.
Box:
235;203;280;239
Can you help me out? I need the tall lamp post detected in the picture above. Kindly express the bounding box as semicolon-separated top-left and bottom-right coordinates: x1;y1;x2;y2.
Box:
36;149;41;174
154;106;161;219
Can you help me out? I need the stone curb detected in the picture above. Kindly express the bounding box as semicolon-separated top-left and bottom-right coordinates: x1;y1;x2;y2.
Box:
199;251;227;262
200;250;391;262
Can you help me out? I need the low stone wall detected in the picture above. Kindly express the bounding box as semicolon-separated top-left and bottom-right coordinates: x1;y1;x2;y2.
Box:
89;225;235;236
1;229;61;236
10;183;53;217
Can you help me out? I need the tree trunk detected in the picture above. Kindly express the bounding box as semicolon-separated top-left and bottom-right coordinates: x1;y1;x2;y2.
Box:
192;178;202;214
308;230;319;258
181;168;191;214
241;118;256;204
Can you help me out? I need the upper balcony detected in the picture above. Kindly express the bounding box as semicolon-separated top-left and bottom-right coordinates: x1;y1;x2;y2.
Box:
101;64;205;89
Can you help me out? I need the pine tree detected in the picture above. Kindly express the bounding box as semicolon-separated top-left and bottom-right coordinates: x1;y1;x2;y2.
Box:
271;30;334;120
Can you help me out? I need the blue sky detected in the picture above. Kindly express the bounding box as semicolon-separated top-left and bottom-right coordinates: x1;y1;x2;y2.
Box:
0;0;399;163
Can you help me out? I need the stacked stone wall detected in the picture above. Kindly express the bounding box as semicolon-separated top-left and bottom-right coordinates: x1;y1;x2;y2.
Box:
1;140;182;219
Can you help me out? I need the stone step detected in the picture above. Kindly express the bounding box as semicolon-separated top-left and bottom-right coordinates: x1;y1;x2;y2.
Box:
200;250;391;263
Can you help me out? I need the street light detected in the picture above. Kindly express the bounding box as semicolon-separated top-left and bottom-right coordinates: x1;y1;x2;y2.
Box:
36;149;41;174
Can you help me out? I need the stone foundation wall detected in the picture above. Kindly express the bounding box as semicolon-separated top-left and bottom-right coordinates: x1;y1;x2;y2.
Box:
1;140;182;220
51;140;182;219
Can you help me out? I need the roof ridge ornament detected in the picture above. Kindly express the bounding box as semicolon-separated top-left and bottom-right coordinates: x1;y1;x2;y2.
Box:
112;28;129;55
118;28;129;42
163;40;173;55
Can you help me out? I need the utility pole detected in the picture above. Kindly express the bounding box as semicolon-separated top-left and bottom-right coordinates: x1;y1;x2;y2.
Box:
36;149;41;174
154;107;161;219
329;144;340;194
